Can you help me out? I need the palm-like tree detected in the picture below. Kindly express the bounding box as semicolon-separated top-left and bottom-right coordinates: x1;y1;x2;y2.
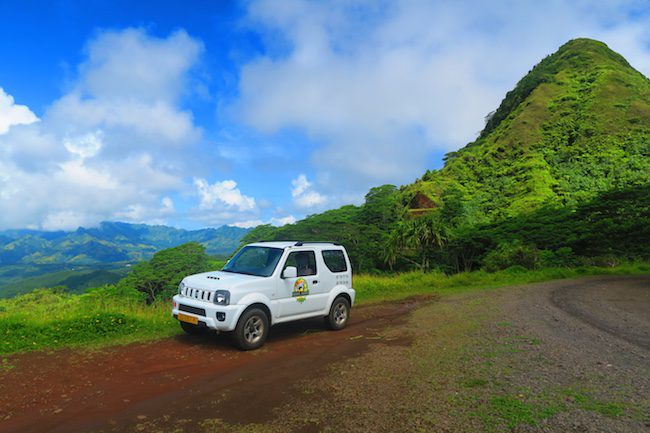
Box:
383;213;447;272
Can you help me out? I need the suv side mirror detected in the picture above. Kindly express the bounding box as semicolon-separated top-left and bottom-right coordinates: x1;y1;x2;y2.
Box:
282;266;297;279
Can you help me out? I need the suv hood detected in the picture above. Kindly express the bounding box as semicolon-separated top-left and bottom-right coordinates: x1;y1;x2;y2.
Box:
182;270;258;292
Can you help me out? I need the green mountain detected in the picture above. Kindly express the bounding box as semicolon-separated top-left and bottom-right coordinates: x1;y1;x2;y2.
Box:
0;222;249;265
242;39;650;271
408;38;650;219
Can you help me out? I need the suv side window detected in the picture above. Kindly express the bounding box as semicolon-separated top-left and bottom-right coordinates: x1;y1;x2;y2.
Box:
284;251;317;277
322;250;347;273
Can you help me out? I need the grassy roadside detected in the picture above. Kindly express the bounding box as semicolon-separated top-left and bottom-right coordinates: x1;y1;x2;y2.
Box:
0;289;178;355
353;262;650;303
1;262;648;356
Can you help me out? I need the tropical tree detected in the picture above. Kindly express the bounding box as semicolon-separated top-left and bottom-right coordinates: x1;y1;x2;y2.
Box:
117;242;210;303
383;213;448;272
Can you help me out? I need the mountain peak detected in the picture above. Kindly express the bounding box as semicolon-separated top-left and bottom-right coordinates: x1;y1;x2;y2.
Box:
555;38;632;69
480;38;640;138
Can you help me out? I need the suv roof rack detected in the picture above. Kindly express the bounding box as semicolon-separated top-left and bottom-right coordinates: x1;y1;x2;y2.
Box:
293;241;340;247
255;240;341;246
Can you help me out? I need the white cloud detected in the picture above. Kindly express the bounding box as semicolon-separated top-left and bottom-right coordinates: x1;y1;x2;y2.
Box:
291;174;326;208
161;197;175;215
0;88;38;134
270;215;296;226
78;28;201;104
46;28;203;151
63;130;103;159
238;0;650;197
41;211;94;232
228;214;296;229
194;178;257;212
0;28;204;230
230;219;264;228
291;174;311;197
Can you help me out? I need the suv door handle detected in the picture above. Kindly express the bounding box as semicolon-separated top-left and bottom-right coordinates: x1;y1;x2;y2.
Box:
312;280;318;284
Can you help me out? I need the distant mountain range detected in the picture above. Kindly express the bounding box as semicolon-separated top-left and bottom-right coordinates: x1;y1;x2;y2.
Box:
0;221;249;265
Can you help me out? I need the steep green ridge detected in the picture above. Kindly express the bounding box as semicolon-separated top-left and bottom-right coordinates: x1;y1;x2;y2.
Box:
244;39;650;271
0;222;248;265
411;38;650;219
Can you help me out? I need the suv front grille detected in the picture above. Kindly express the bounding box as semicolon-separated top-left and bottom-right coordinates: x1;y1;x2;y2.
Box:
181;286;214;302
179;304;206;317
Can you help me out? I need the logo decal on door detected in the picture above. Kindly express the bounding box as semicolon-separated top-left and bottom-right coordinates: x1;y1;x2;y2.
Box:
292;278;309;297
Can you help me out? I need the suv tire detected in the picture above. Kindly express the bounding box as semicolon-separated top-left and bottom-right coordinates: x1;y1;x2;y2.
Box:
233;307;270;350
325;296;350;330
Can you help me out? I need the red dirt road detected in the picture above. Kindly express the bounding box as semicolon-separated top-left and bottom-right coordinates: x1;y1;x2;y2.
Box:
0;299;425;433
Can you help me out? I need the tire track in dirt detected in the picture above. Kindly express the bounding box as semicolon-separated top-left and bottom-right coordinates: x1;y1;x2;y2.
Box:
550;276;650;350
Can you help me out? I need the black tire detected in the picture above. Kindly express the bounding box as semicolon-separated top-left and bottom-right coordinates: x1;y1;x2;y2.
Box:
325;297;351;330
180;320;205;335
233;308;269;350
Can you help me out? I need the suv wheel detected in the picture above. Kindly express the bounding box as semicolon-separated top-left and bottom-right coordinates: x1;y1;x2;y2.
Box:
326;297;350;330
233;308;269;350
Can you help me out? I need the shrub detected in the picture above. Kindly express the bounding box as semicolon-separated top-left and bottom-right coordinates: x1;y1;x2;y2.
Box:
504;265;528;274
483;242;540;272
581;255;620;267
539;247;578;267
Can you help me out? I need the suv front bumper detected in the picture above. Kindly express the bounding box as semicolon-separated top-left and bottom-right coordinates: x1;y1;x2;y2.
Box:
172;295;246;332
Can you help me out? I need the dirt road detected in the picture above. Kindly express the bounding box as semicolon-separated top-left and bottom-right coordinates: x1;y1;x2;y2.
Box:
0;276;648;432
0;298;424;433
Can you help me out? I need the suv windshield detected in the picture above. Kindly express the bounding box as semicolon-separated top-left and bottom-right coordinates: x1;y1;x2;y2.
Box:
222;246;284;277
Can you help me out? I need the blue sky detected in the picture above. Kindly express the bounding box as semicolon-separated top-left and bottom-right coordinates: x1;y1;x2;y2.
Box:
0;0;649;231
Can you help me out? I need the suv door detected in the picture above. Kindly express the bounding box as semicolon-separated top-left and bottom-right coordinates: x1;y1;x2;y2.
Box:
278;250;321;318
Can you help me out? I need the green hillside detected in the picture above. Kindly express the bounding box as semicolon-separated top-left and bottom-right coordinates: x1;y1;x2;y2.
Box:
243;39;650;272
410;38;650;219
0;222;249;297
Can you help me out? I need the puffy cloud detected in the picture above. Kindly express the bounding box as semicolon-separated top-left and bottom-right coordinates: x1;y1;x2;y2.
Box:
46;28;203;151
63;130;103;159
230;219;264;228
41;211;94;232
0;88;38;134
194;178;257;212
77;28;201;104
270;215;296;226
291;174;326;209
161;197;175;215
229;214;296;229
0;28;204;230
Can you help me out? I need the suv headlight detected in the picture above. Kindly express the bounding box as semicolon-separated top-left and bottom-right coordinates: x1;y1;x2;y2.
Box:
178;281;186;295
214;290;230;305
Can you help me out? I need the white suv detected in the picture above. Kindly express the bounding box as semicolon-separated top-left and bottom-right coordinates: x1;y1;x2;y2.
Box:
171;241;355;350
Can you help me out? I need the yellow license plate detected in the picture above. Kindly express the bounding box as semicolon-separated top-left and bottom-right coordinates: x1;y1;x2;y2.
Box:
178;313;198;325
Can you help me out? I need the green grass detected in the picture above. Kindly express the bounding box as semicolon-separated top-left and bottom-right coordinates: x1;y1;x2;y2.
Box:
353;262;650;303
0;288;177;355
0;262;647;356
483;395;563;429
562;388;627;418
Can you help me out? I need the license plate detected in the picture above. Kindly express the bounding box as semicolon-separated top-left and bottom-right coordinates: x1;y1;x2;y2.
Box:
178;313;199;325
